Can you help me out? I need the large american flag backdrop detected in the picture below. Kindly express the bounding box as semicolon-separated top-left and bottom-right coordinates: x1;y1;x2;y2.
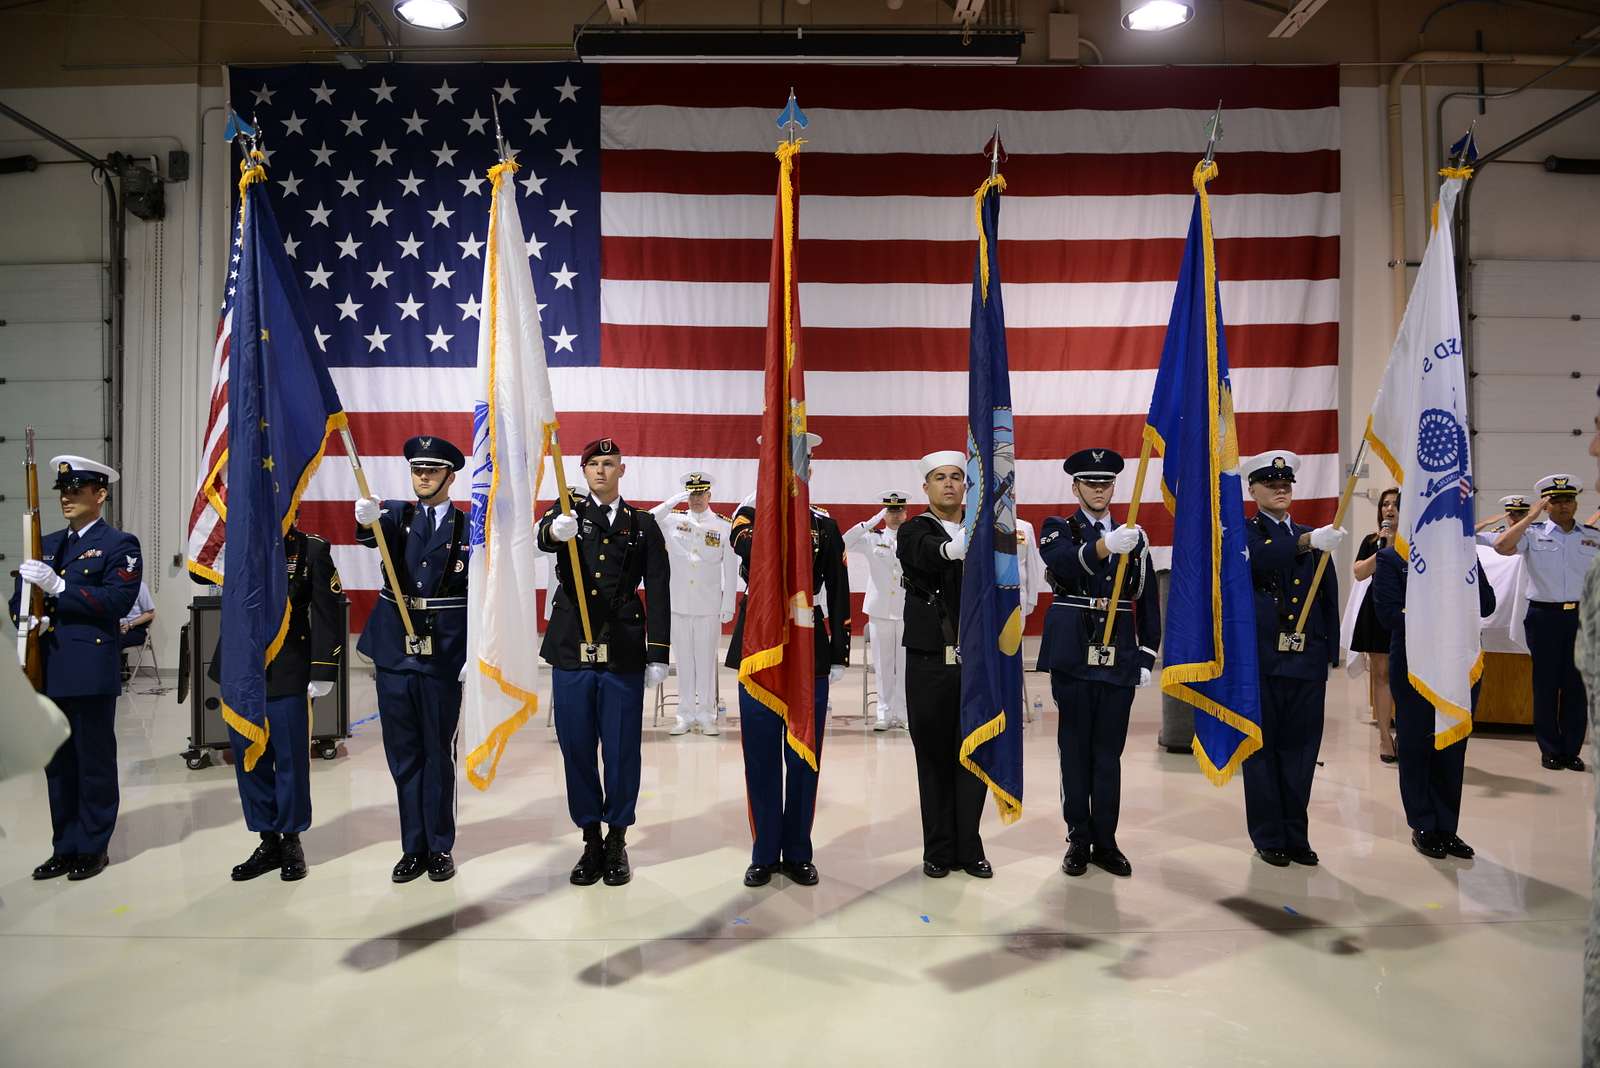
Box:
212;63;1340;634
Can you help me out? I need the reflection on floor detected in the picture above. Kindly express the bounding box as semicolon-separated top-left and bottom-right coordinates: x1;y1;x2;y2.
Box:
0;664;1591;1067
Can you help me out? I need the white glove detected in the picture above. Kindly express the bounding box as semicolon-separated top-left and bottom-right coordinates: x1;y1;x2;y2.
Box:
308;681;334;698
1102;524;1143;556
667;490;690;509
865;509;887;529
1138;667;1152;688
19;560;65;596
828;664;845;685
20;614;49;634
719;608;734;625
942;527;968;561
459;662;468;682
1309;524;1347;553
644;663;670;688
354;496;382;526
549;513;579;542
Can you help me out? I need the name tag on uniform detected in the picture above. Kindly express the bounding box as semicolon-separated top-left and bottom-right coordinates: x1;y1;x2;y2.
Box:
945;646;959;665
1277;632;1306;653
581;642;609;664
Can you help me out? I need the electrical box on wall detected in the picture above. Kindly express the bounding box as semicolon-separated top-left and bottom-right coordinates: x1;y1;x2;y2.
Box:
1048;13;1080;62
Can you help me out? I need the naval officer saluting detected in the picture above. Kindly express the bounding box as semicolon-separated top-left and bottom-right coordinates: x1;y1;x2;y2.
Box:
11;456;142;882
843;491;909;731
651;470;737;736
354;434;470;884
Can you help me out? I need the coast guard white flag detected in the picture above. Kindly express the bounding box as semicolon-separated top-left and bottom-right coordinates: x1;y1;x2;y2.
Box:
462;158;558;790
1363;172;1482;749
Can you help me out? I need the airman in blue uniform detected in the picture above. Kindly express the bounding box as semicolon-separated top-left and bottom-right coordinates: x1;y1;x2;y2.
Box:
1240;451;1346;867
1037;447;1160;879
354;435;469;884
1494;473;1598;770
11;456;142;882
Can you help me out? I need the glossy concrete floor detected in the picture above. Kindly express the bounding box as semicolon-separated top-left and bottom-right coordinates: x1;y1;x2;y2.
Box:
0;660;1592;1068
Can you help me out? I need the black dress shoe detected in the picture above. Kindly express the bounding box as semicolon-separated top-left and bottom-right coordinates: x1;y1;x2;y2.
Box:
1411;830;1447;859
963;859;993;879
1256;848;1292;868
1442;835;1475;859
922;861;950;879
1567;756;1587;772
781;860;820;886
68;853;108;881
32;855;73;881
1061;846;1089;877
426;852;456;882
278;834;307;881
571;824;605;886
1541;754;1564;770
743;863;775;887
1379;753;1398;765
1089;846;1132;877
232;834;283;882
601;828;632;886
392;853;427;884
1289;848;1319;867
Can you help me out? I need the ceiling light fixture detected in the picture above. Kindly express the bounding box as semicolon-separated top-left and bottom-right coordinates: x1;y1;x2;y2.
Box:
394;0;467;30
1120;0;1194;32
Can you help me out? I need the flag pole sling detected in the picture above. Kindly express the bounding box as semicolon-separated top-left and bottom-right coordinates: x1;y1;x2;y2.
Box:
1292;437;1368;637
1100;436;1154;648
338;426;419;641
547;434;596;648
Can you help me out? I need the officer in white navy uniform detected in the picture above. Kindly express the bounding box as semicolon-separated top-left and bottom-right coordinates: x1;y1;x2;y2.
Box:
1494;474;1598;770
1016;516;1047;621
354;435;470;884
10;456;142;882
843;491;909;731
1037;447;1159;879
1475;494;1530;546
1241;450;1346;867
651;471;736;737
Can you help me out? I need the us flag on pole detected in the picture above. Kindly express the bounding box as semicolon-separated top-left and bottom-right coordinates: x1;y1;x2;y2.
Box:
202;63;1339;631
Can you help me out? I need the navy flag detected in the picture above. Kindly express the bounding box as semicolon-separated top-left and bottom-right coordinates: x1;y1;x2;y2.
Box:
1145;161;1262;784
957;174;1024;823
219;146;348;770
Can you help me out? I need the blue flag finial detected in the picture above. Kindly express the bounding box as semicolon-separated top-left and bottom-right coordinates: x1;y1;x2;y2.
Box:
776;89;808;142
224;110;257;145
1449;127;1479;166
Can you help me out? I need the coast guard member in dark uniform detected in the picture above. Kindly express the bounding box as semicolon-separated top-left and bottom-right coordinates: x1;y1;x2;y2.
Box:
1037;448;1159;879
354;435;469;884
1494;474;1597;770
726;432;851;888
897;450;991;880
1373;544;1495;859
1241;451;1346;867
538;438;671;888
214;520;344;882
11;456;142;882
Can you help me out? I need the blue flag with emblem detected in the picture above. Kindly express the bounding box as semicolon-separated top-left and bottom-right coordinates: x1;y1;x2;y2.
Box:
1145;161;1262;785
957;173;1024;823
219;145;347;772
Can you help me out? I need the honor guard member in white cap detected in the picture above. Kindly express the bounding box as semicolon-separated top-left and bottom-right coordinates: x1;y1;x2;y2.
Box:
726;432;850;888
540;438;672;887
898;450;993;879
10;457;141;881
1475;494;1531;546
1495;474;1597;770
1037;448;1158;879
843;491;909;731
652;471;737;736
213;515;343;882
354;435;470;884
1241;451;1346;867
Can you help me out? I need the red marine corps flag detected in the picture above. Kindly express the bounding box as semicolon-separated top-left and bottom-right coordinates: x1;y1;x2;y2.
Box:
737;96;818;768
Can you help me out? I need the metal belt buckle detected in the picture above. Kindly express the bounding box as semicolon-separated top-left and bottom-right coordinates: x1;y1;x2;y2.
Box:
581;642;609;664
945;646;960;666
1090;597;1109;611
1563;602;1577;611
1277;632;1306;654
404;634;434;657
1087;644;1117;668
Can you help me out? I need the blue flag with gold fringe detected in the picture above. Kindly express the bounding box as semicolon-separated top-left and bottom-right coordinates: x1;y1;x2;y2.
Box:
958;174;1024;823
1145;161;1262;784
219;145;347;771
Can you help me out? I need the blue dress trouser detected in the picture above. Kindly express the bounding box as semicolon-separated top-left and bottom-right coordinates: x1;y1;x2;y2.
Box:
1393;678;1469;836
740;676;828;866
375;669;461;853
552;667;645;829
228;694;312;835
46;695;119;856
1525;603;1588;761
1052;675;1133;850
1242;675;1325;852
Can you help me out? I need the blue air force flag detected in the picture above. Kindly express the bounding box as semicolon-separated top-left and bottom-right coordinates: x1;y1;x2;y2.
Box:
1363;171;1482;748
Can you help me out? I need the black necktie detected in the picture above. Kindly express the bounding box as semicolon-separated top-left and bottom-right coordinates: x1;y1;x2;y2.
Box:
63;530;80;560
416;505;436;543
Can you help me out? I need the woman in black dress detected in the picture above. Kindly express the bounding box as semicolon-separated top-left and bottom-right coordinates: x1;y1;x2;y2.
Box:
1351;488;1399;762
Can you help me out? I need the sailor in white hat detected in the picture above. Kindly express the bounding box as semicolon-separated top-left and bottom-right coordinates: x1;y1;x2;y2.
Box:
843;491;910;731
652;471;737;736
